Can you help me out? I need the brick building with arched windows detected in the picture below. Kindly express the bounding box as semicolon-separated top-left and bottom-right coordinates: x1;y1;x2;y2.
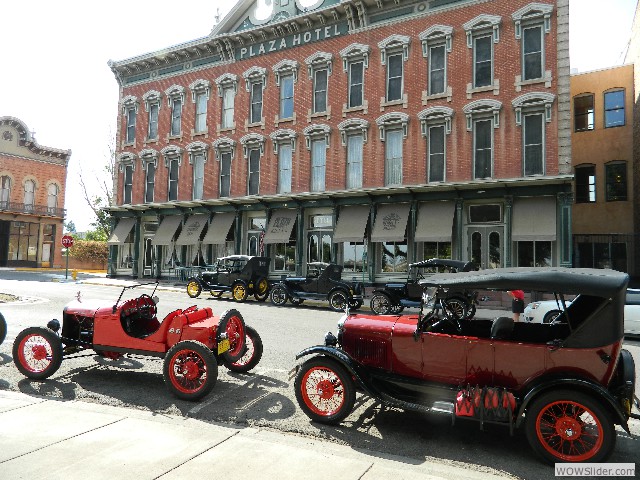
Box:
106;0;572;282
0;116;70;268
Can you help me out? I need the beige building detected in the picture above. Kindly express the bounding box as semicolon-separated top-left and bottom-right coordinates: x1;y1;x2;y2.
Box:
570;64;635;274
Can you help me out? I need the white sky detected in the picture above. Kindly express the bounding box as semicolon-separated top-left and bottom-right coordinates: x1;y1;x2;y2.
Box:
0;0;637;231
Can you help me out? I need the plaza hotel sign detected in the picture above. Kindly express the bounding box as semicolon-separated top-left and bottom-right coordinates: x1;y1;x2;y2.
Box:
236;20;350;60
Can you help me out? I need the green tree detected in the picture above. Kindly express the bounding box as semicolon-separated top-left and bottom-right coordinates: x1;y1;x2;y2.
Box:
64;220;77;234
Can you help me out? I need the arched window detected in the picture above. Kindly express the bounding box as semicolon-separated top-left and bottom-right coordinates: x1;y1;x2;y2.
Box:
24;180;35;211
0;175;11;208
47;183;59;213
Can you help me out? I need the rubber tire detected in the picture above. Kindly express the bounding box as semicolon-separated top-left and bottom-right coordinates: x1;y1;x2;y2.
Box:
13;326;63;380
218;308;247;364
370;293;392;315
543;310;562;324
186;279;202;298
294;356;356;424
210;291;223;298
525;389;616;464
328;290;348;312
163;340;218;401
226;325;263;373
253;277;270;302
270;286;288;306
0;312;6;345
389;304;405;314
231;282;248;302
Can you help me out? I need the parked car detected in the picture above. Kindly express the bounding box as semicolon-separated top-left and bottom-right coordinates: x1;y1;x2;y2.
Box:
0;311;6;345
369;258;478;317
292;267;639;464
270;262;364;312
12;283;263;401
525;288;640;337
186;255;271;302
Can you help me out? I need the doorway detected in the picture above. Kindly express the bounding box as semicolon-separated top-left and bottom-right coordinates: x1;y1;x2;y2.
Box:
467;226;503;269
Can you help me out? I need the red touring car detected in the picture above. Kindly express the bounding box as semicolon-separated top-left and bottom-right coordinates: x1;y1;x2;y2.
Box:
12;283;262;400
292;267;639;464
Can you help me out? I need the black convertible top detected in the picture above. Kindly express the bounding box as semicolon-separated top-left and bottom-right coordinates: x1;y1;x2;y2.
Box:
420;267;629;348
420;267;628;297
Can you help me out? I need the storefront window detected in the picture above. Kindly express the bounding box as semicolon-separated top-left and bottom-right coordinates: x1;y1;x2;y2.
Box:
273;243;296;271
422;242;451;260
381;241;407;272
8;221;38;263
342;242;366;273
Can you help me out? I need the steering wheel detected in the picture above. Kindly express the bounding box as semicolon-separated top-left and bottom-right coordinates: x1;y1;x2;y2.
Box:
440;300;463;333
136;294;156;320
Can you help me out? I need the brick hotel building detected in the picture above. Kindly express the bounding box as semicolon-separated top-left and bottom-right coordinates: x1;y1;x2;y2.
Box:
106;0;572;281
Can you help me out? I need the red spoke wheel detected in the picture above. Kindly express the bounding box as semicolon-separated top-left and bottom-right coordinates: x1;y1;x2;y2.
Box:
226;325;263;373
294;357;355;424
163;340;217;401
219;309;246;364
13;327;63;380
525;389;615;464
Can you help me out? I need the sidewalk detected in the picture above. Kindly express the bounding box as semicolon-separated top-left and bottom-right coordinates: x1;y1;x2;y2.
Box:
0;390;510;480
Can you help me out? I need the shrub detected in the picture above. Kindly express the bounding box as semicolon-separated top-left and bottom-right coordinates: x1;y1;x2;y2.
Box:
69;240;108;263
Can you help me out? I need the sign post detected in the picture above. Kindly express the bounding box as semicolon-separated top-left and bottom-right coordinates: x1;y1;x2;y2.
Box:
61;235;74;280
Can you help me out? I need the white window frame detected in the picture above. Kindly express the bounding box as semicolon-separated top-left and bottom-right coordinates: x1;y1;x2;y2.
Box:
215;73;238;130
418;107;454;183
187;141;208;200
140;149;159;204
512;3;553;85
122;95;138;145
143;90;161;141
512;92;554;176
243;67;267;126
273;59;298;122
378;35;410;105
240;133;266;196
306;52;333;116
303;124;331;193
165;85;185;138
420;25;453;100
270;129;297;194
463;99;501;179
47;183;59;212
340;43;370;111
117;152;137;205
463;15;501;94
377;112;409;186
213;137;236;198
338;118;369;190
1;175;12;207
161;146;182;201
522;112;545;176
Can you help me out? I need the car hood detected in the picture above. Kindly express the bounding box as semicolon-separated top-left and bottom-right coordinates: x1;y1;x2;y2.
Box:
64;299;113;317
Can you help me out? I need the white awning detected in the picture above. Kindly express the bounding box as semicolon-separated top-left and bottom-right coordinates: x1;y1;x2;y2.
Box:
512;197;557;241
151;216;182;246
107;218;136;245
370;203;410;243
332;205;369;243
175;214;208;245
263;209;297;244
201;212;235;245
414;201;455;242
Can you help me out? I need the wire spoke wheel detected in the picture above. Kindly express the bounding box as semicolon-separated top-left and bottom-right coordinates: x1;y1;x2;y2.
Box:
13;327;63;380
163;341;217;401
226;325;263;373
526;389;615;463
294;357;355;424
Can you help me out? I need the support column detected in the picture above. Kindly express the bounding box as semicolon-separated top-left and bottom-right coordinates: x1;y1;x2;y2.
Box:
454;199;464;260
558;192;573;267
504;195;513;267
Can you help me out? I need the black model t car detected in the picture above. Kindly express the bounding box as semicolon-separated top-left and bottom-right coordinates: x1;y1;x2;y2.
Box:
270;262;364;312
369;258;477;317
186;255;271;302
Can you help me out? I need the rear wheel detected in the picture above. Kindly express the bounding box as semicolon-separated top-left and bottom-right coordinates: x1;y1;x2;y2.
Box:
232;282;248;302
445;297;467;320
389;304;405;314
270;286;288;306
226;325;263;373
370;293;392;315
348;300;363;311
186;279;202;298
218;308;246;364
163;340;217;401
328;290;348;312
13;327;63;380
0;312;6;345
294;357;355;424
525;389;616;464
465;303;477;320
253;277;270;302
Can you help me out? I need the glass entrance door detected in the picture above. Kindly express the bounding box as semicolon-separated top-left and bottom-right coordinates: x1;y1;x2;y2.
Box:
467;226;503;269
143;237;156;277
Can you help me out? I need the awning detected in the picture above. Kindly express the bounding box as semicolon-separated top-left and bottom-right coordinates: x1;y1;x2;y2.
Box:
512;197;557;241
151;216;182;246
201;212;235;245
175;214;208;245
370;203;410;243
263;209;297;244
414;201;455;242
332;205;369;243
107;217;136;245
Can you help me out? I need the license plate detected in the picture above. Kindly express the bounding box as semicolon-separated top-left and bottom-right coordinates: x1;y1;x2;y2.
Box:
217;338;230;355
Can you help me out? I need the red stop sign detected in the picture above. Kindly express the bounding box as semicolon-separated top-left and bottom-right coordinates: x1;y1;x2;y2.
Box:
61;235;74;248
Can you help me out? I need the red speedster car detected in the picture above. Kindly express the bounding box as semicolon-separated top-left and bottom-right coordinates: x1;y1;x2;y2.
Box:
12;283;262;401
293;268;639;464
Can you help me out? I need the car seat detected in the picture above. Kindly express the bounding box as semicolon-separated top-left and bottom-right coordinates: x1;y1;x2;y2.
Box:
491;316;514;340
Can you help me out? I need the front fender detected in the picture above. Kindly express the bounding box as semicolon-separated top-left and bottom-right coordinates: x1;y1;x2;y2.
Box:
295;346;379;398
516;377;630;433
